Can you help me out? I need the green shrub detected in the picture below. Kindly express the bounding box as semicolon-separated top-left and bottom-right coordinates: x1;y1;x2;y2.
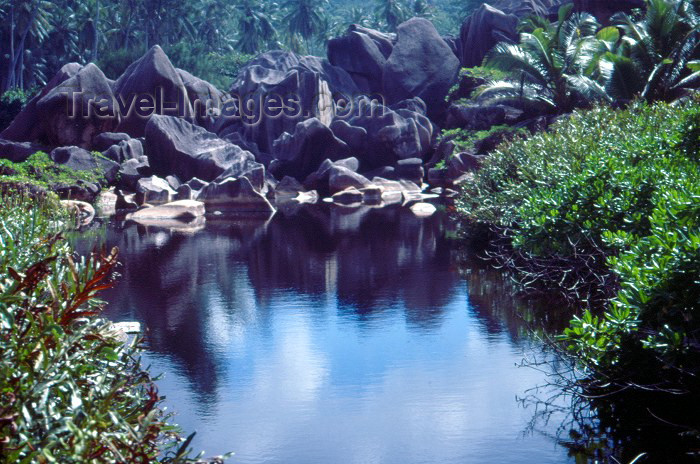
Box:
0;194;219;461
565;183;700;379
0;152;107;190
446;66;509;104
98;48;146;80
0;88;30;132
457;102;699;226
439;124;528;154
456;99;700;385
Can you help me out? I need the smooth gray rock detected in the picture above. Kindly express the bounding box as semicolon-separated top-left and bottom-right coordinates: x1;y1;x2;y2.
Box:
103;138;144;163
126;200;205;221
135;175;175;205
382;18;460;120
328;25;394;93
93;132;131;152
270;118;351;180
114;45;193;137
118;157;152;191
328;165;372;194
0;139;47;163
36;63;118;148
1;63;83;143
199;176;275;214
217;50;359;154
50;146;119;185
145;114;259;182
459;4;519;68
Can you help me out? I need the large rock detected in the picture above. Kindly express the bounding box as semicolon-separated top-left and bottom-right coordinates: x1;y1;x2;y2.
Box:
145;114;259;182
177;68;225;131
2;63;117;148
50;146;119;184
114;45;193;137
118;157;152;191
1;63;83;143
328;165;372;194
217;50;358;154
269;118;351;180
333;97;433;170
93;132;131;152
459;4;519;68
199;176;275;214
36;63;118;148
327;25;394;93
458;0;571;68
126;200;205;221
135;175;175;205
0;139;47;163
382;18;460;120
445;104;522;130
103;138;144;163
302;157;359;194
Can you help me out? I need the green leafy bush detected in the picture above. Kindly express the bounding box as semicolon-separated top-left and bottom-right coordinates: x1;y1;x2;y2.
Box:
456;99;700;385
0;88;30;132
0;194;219;461
565;183;700;381
0;152;107;190
446;66;509;104
439;124;528;154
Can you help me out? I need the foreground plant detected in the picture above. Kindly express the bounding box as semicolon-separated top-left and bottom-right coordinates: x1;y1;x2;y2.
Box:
0;193;222;462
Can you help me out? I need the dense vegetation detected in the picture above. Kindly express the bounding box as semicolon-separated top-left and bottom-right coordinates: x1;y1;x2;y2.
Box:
457;99;700;393
0;193;218;461
474;1;700;112
0;0;481;92
0;151;107;190
446;1;700;399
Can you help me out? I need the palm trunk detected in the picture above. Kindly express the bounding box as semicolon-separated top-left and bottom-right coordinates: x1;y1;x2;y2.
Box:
92;0;100;62
6;1;16;92
10;8;37;91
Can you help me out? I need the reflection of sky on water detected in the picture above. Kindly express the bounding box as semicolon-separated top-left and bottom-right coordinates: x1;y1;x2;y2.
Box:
76;205;572;463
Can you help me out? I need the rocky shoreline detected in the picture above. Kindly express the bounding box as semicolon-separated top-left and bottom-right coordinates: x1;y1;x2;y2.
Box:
0;0;641;224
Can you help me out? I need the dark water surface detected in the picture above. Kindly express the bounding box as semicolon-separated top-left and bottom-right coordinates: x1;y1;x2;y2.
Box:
75;205;576;463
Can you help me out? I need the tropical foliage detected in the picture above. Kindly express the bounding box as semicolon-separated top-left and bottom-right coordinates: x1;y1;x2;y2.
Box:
0;0;484;95
0;193;221;461
475;0;700;113
456;99;700;389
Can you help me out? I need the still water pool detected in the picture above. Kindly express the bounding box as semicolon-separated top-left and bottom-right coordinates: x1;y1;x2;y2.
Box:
75;205;576;463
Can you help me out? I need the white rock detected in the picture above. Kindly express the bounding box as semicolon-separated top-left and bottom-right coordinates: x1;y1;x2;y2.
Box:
410;202;437;217
126;200;205;221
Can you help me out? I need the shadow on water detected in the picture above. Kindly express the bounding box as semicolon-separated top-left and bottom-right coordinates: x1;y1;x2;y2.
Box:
76;205;466;405
71;204;590;463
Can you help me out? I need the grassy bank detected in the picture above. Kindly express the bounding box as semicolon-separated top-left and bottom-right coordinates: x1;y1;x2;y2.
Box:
0;193;217;462
456;98;700;390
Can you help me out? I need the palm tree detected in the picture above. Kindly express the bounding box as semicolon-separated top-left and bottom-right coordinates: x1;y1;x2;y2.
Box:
412;0;432;19
602;0;700;102
476;5;609;114
236;0;276;54
282;0;327;53
374;0;407;32
2;0;54;92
